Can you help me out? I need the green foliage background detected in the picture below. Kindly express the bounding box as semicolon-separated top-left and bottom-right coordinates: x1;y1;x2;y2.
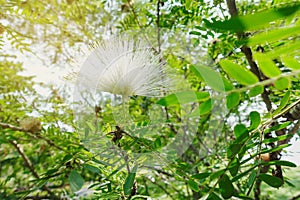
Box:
1;0;300;199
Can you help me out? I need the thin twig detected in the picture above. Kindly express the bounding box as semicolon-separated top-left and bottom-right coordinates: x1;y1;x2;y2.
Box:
127;0;157;52
142;165;172;177
145;177;176;200
157;0;161;54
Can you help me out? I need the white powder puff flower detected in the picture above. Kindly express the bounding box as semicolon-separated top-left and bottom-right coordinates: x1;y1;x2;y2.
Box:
75;36;170;98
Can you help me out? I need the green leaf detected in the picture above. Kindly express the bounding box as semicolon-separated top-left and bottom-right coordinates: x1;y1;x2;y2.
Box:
261;143;291;154
227;143;242;159
262;133;293;144
188;179;199;192
191;65;228;92
210;169;226;181
185;0;193;9
282;56;300;70
156;91;210;106
249;85;264;97
254;53;281;78
205;5;300;32
93;158;114;166
278;90;291;108
220;60;259;85
123;165;138;195
264;160;297;167
61;154;73;164
154;137;162;149
266;40;300;58
68;170;84;192
219;174;234;199
247;171;257;188
207;192;222;200
248;25;300;46
234;194;254;200
264;121;292;133
259;174;283;188
189;31;201;36
192;172;211;180
190;99;213;116
226;92;240;109
45;168;60;176
249;111;261;130
83;164;101;174
285;180;296;187
238;145;247;160
232;166;257;182
234;124;249;143
223;77;235;91
273;90;290;115
229;158;240;177
200;99;213;114
274;77;290;90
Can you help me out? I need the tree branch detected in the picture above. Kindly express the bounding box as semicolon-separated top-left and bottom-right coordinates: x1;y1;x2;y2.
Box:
142;165;173;177
226;0;272;111
9;140;39;178
225;1;274;199
226;1;300;198
9;140;54;196
226;0;238;16
0;122;64;151
127;0;157;53
289;194;300;200
0;122;23;131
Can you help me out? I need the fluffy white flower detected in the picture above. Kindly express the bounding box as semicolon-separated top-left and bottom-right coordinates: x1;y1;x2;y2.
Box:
76;36;169;98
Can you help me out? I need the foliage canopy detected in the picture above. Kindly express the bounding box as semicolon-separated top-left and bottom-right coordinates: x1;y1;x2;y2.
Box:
1;0;300;199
